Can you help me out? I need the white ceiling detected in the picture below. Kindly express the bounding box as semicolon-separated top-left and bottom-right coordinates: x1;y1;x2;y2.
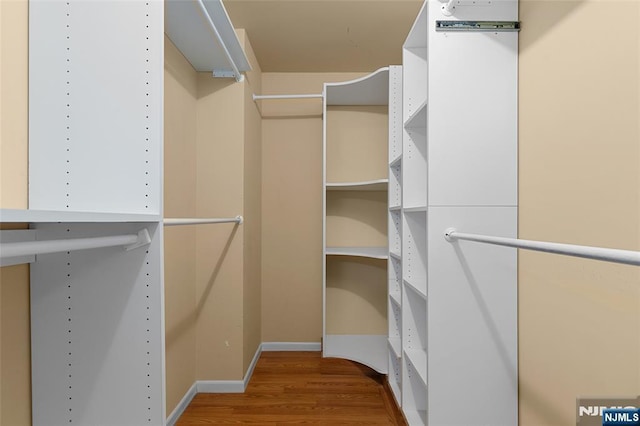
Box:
223;0;424;72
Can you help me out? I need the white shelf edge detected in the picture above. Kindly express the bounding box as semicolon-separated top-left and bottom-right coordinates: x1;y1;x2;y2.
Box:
326;179;388;191
0;209;160;223
389;250;401;260
403;206;428;213
403;99;427;129
388;338;402;359
389;205;401;212
326;246;388;259
390;154;402;167
404;277;427;300
404;348;427;387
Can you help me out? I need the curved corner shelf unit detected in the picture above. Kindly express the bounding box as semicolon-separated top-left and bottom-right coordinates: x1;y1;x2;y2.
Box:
323;66;402;376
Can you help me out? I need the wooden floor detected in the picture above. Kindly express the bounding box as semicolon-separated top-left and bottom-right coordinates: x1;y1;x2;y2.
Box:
177;351;407;425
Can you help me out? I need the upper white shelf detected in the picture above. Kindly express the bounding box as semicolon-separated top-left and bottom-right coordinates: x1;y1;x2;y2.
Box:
326;179;388;192
165;0;251;78
404;1;427;49
326;247;388;259
325;68;390;106
0;209;160;223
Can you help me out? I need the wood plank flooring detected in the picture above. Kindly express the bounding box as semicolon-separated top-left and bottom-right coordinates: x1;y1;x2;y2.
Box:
176;351;407;425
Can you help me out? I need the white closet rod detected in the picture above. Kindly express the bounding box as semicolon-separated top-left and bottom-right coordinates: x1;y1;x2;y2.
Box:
163;216;243;226
252;94;323;101
195;0;243;82
0;229;151;259
444;228;640;267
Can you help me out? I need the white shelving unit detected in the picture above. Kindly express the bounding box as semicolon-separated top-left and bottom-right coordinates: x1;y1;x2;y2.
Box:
3;1;249;424
322;67;401;375
396;1;519;425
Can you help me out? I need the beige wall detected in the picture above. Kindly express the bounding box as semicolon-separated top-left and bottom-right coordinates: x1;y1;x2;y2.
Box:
260;72;364;343
0;1;31;424
164;36;198;415
326;106;388;182
519;1;640;425
0;0;28;209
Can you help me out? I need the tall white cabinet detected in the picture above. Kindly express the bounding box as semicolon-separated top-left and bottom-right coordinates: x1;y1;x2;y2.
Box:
395;0;519;424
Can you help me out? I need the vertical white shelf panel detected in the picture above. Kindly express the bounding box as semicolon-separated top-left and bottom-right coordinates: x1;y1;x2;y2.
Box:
29;0;163;214
427;206;517;426
30;223;165;425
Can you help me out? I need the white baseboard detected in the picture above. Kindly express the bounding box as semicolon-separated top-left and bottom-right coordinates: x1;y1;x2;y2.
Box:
166;342;320;423
261;341;321;351
196;379;245;393
166;382;197;426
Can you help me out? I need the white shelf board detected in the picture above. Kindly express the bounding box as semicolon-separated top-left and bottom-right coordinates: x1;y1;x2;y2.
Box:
326;247;388;259
324;334;388;373
404;277;427;300
326;179;388;191
403;1;427;49
389;290;401;307
404;99;427;129
389;250;401;260
389;338;402;359
404;348;427;387
403;206;428;213
390;154;402;167
165;0;251;74
389;205;402;212
325;67;390;106
0;209;160;223
404;410;427;426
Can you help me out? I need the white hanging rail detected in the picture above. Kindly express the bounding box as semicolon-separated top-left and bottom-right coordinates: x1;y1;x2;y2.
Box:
0;229;151;259
252;93;323;101
444;228;640;267
163;216;243;226
194;0;243;81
